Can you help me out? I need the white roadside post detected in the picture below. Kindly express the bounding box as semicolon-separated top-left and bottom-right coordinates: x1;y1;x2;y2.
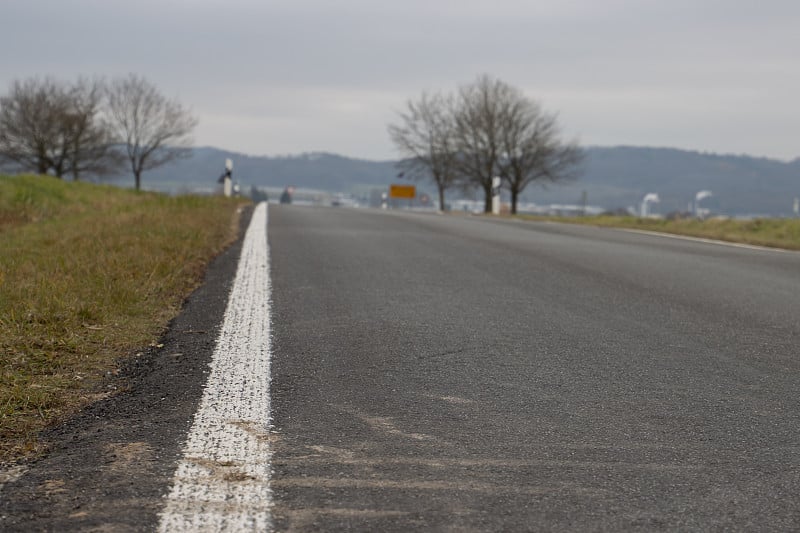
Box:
492;176;502;215
223;159;233;197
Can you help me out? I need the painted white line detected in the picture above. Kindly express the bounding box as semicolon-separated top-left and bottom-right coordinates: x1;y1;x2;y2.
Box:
158;202;272;532
619;228;796;253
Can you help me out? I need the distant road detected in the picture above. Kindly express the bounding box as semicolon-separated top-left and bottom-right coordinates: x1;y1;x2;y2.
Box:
268;206;800;531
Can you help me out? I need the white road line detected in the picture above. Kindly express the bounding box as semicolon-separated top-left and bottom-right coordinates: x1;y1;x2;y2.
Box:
158;202;273;532
618;228;796;253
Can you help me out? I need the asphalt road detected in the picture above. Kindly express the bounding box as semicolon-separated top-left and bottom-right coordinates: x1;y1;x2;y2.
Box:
267;206;800;531
3;204;800;531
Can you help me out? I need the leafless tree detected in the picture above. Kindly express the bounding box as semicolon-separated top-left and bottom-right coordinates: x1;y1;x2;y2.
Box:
106;74;197;191
452;75;513;213
388;91;458;211
453;74;582;214
496;95;583;214
0;77;72;176
65;78;124;181
0;77;121;179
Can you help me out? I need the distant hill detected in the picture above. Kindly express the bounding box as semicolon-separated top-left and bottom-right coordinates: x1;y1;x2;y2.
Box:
111;146;800;216
114;147;400;196
542;147;800;217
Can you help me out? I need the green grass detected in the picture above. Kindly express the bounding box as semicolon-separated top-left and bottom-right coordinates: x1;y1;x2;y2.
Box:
517;214;800;251
1;175;248;462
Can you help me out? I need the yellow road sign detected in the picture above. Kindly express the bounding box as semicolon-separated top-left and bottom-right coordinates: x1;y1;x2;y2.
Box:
389;184;416;199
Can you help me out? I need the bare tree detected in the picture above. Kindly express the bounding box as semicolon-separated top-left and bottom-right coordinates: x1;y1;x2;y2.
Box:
106;74;197;190
65;78;123;181
0;77;72;176
496;95;583;214
0;77;122;179
452;75;513;213
388;91;458;211
452;74;582;214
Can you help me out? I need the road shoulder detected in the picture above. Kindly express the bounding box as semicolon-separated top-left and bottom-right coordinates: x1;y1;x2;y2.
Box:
0;206;255;531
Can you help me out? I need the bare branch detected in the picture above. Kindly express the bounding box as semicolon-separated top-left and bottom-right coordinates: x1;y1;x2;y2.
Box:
0;77;124;180
106;74;197;190
0;77;71;176
388;91;458;211
452;75;516;212
65;77;124;180
451;74;584;214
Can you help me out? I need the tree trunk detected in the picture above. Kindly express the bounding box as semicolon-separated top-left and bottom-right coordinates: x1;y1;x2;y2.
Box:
438;184;446;212
483;182;492;213
134;170;141;191
510;188;519;215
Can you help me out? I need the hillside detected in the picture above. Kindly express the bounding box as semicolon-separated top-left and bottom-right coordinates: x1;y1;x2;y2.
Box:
542;147;800;216
108;146;800;216
119;147;399;196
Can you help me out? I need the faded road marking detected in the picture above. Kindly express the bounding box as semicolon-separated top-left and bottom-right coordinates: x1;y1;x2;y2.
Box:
158;203;272;532
0;465;27;492
273;455;702;472
271;476;609;496
424;394;476;405
342;408;434;441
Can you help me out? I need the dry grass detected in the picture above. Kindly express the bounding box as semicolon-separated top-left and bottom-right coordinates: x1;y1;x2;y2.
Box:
0;175;248;462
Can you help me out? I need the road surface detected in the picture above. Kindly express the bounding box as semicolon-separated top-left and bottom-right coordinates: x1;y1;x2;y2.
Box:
3;204;800;531
266;206;800;531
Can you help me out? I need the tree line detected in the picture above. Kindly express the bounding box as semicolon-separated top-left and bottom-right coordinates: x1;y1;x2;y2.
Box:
0;74;196;190
388;75;583;214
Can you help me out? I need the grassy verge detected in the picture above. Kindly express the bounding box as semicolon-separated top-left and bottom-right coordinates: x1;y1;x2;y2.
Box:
517;214;800;251
1;175;248;463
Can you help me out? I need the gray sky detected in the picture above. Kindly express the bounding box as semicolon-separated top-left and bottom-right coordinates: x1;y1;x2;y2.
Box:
3;0;799;161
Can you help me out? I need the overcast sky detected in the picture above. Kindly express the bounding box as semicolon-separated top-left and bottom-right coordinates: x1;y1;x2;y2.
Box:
3;0;799;161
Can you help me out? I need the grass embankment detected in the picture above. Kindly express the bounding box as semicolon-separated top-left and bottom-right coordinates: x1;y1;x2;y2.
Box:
519;214;800;251
1;175;248;462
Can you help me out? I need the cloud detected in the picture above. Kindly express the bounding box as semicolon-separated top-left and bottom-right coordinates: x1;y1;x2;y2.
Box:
2;0;799;160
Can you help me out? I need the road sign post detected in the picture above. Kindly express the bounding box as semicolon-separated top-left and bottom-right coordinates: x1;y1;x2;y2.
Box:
389;185;416;209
